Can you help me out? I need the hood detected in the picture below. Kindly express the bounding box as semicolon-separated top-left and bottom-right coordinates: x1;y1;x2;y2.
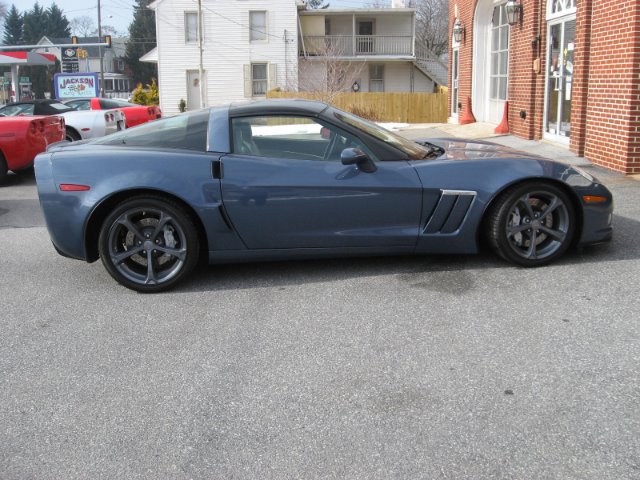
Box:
419;138;547;162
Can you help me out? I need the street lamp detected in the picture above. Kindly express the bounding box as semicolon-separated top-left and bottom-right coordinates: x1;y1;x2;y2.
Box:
505;0;523;26
453;19;465;44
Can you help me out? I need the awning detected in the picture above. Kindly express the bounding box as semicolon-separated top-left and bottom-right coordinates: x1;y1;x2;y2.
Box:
0;51;57;65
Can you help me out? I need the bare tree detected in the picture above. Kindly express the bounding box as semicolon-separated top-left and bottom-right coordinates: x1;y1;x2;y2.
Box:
70;15;95;37
296;38;364;104
414;0;449;57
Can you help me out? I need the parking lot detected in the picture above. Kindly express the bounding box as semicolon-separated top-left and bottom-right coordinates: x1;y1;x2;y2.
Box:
1;162;639;479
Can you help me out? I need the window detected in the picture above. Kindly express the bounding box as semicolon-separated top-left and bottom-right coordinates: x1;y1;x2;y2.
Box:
185;12;198;43
550;0;577;16
231;116;376;161
490;4;509;101
93;110;210;152
370;65;384;92
249;11;267;42
252;63;268;96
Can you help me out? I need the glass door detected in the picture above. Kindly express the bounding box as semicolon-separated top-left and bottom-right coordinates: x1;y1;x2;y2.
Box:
544;18;576;142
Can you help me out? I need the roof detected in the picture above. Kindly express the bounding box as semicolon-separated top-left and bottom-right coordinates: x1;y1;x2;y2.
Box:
229;99;329;117
37;36;129;57
299;8;415;15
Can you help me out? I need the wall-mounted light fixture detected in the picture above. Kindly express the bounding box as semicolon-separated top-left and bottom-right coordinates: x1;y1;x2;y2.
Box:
505;0;522;26
352;81;360;92
453;19;465;43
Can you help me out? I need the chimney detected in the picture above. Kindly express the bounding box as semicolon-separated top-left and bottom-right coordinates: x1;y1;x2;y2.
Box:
391;0;406;7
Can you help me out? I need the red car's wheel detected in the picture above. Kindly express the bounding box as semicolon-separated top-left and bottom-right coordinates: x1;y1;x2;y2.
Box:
0;153;7;184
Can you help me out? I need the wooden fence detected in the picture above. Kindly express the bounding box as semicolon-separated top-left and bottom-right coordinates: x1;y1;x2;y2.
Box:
266;90;449;124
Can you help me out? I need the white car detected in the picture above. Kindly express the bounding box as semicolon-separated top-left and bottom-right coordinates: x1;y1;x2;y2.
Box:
0;99;125;141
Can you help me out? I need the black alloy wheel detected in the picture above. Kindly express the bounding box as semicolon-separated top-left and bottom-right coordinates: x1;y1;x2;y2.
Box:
487;182;576;267
98;196;200;292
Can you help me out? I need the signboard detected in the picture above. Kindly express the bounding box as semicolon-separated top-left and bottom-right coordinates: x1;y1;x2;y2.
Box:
19;76;30;83
54;73;99;99
62;47;78;62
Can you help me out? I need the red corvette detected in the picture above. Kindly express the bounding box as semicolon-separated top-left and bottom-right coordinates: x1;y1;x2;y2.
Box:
63;97;162;128
0;115;65;183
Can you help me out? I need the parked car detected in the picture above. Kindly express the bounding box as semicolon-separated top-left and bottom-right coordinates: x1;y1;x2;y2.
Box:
62;97;162;128
34;100;613;292
0;100;125;141
0;115;65;183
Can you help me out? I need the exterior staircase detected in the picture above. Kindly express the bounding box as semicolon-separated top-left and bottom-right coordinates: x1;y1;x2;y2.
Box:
414;42;448;87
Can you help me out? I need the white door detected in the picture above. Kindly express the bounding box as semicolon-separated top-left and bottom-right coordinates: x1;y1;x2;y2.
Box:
186;70;206;111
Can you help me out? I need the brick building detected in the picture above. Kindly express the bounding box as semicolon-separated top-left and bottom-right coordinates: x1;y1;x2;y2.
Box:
449;0;640;174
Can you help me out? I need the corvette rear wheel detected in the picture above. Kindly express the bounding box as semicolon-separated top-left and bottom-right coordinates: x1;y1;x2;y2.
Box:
98;196;199;292
487;182;575;267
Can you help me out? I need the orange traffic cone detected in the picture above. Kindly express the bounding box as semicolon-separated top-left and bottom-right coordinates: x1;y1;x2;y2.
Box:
460;96;476;125
494;101;509;134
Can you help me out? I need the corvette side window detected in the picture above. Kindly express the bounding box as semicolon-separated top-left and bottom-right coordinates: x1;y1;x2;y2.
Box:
93;109;209;151
231;115;376;161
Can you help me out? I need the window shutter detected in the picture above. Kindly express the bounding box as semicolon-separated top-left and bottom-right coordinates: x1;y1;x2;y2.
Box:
244;64;252;97
268;63;277;91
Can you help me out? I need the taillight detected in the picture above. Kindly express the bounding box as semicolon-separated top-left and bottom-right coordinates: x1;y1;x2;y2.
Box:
39;120;45;133
148;107;153;115
29;121;37;134
60;117;65;129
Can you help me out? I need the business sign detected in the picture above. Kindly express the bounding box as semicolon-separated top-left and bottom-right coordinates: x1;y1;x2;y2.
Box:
54;73;99;99
62;47;78;62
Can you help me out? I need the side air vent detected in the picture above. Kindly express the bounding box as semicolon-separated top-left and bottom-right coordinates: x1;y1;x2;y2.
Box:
423;190;477;234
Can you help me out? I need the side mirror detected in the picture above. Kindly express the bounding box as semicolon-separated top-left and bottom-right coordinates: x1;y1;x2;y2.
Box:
341;148;377;173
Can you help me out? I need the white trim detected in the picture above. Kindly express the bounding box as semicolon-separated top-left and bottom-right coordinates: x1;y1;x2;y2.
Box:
546;0;577;21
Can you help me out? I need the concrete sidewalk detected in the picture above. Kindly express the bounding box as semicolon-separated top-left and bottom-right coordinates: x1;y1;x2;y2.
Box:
396;121;591;167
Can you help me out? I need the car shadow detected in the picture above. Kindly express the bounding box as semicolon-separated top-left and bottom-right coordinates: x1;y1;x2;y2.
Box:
0;170;36;188
172;213;638;294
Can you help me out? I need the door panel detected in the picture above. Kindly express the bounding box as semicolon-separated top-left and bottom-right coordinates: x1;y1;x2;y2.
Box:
220;155;423;249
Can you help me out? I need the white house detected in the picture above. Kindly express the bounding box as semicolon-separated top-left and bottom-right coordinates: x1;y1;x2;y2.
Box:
145;0;447;116
146;0;299;115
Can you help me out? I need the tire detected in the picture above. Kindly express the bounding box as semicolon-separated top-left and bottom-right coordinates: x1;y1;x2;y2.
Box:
0;154;7;184
98;196;200;292
14;165;34;176
65;128;81;142
486;182;576;267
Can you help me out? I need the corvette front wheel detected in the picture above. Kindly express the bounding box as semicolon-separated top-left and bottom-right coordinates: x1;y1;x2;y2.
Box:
98;196;200;292
487;182;576;267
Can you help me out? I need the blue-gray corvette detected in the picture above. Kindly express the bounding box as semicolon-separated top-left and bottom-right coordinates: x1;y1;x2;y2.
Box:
35;99;613;292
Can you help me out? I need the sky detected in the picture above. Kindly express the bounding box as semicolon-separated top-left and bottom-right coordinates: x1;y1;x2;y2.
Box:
20;0;378;38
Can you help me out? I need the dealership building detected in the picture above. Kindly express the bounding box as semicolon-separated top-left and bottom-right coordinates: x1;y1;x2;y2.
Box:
449;0;640;174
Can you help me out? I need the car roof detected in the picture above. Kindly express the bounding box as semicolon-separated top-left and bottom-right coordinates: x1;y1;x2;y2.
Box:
229;99;329;117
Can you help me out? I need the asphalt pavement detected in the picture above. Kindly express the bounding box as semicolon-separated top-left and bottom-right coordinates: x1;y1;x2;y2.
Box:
1;151;639;479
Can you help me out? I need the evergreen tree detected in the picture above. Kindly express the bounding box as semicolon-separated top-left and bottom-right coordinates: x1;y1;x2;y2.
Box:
125;0;157;85
22;3;47;44
2;5;23;45
45;3;70;38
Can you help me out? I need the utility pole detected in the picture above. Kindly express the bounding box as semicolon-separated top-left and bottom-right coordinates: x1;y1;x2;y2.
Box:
97;0;105;96
198;0;205;108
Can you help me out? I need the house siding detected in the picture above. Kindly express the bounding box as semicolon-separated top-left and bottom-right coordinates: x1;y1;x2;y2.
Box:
153;0;298;116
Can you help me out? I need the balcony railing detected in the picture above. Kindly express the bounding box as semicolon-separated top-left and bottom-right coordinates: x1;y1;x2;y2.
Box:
300;35;413;57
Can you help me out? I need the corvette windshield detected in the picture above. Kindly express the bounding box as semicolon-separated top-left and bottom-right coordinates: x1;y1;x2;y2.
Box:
334;109;434;160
